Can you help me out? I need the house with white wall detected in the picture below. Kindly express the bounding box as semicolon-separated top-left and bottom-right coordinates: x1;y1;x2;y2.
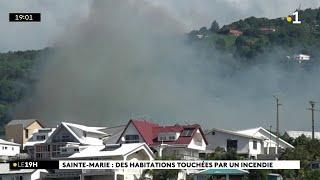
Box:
206;128;264;159
117;119;208;160
0;138;20;161
237;127;294;155
206;127;294;159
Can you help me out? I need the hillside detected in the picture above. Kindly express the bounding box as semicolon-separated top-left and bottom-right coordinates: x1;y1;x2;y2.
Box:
188;8;320;62
0;48;52;135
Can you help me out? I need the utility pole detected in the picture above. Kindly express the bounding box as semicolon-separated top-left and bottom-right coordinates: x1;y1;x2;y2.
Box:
273;96;281;155
269;125;272;155
309;101;316;139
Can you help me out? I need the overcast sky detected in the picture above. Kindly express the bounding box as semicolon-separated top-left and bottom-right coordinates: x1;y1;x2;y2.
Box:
0;0;319;52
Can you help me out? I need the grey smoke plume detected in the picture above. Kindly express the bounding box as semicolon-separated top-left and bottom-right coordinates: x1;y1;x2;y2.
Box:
13;0;320;132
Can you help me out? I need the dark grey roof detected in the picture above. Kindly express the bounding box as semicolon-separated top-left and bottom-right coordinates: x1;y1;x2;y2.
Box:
100;125;126;135
6;119;43;128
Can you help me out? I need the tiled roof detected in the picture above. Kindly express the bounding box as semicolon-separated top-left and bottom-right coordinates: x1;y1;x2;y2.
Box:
6;119;43;128
119;119;208;146
130;119;159;145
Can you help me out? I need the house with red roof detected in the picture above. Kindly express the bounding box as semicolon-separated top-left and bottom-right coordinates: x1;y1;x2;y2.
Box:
117;119;208;160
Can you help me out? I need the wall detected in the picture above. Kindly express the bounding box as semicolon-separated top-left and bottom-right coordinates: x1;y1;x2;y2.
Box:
0;144;20;156
119;123;144;143
25;122;43;144
248;139;263;158
5;124;23;145
206;130;250;154
188;129;206;151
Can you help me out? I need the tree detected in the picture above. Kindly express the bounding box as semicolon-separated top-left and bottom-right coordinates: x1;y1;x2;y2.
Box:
199;27;208;34
210;20;220;33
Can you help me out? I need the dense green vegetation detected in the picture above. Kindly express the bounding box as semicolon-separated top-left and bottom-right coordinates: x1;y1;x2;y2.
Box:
0;48;52;135
188;8;320;64
276;135;320;179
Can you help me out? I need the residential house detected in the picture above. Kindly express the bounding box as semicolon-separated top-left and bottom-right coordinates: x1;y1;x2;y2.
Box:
0;163;47;180
206;128;264;159
236;127;294;156
30;122;106;160
229;29;243;36
0;139;20;161
117;119;208;160
41;143;154;180
5;119;44;145
206;127;294;160
293;54;310;63
285;130;320;140
24;128;55;159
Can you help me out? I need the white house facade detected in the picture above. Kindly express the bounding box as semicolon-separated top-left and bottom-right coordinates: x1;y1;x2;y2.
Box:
0;139;20;159
206;128;263;159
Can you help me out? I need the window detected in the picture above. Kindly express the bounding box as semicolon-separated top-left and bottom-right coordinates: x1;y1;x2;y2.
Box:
227;139;238;151
36;135;46;140
169;136;175;140
181;128;195;137
4;146;7;150
25;129;29;138
125;135;139;143
159;136;166;141
253;140;257;150
211;131;215;135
